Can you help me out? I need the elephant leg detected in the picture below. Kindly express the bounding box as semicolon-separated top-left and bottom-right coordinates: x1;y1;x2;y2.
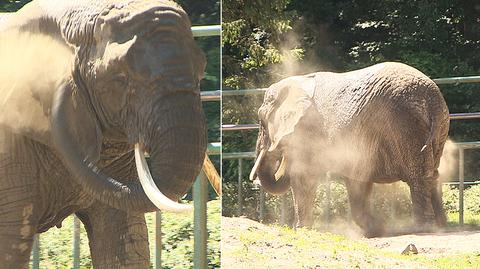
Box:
345;179;384;237
408;179;435;229
291;176;318;228
76;202;150;269
0;144;40;268
431;181;447;227
0;179;39;268
0;200;37;269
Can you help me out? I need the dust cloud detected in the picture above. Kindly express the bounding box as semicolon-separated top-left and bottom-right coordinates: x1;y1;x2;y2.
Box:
0;30;73;139
438;139;458;182
269;30;322;83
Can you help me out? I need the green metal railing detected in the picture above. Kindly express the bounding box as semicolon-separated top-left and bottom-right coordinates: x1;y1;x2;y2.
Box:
223;75;480;226
30;25;221;269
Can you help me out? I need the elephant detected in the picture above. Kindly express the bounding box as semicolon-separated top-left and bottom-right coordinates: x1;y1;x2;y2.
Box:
0;0;219;268
249;62;450;237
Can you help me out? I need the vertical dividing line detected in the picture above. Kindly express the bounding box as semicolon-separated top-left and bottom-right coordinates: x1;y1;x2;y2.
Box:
459;147;465;226
32;234;40;269
237;159;243;216
194;172;208;269
73;216;80;269
259;189;265;222
155;211;162;269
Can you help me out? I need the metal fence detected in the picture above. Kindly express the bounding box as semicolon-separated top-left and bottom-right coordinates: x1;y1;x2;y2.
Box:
30;25;221;269
223;75;480;226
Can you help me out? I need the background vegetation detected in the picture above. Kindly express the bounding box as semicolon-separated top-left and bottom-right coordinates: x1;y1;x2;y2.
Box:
1;0;220;268
222;0;480;222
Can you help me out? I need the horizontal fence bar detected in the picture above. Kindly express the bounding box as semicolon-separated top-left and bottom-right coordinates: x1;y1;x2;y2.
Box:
222;89;267;96
222;112;480;131
222;151;256;159
443;181;480;185
207;142;221;155
201;90;220;102
222;124;259;131
191;25;221;37
456;141;480;149
433;76;480;85
222;75;480;97
449;112;480;120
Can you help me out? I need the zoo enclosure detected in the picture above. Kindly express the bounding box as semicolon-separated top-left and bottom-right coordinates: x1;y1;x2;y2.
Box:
30;25;221;269
223;75;480;226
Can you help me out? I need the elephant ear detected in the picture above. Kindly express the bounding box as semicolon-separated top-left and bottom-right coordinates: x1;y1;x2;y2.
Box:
267;75;315;151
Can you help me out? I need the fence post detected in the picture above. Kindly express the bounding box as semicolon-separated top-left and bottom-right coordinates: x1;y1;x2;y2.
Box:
193;172;208;269
280;195;287;225
259;189;265;222
155;211;162;269
390;186;396;222
459;147;465;226
73;216;80;269
32;234;40;269
325;173;331;226
237;159;243;216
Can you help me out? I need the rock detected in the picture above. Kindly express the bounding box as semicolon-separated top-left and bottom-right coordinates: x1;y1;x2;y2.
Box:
401;243;418;255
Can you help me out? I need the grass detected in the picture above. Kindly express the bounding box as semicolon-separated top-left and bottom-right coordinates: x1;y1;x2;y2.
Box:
447;211;480;227
31;199;220;269
225;219;480;269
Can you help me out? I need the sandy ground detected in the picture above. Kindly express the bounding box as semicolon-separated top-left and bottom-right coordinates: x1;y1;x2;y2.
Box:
222;217;480;269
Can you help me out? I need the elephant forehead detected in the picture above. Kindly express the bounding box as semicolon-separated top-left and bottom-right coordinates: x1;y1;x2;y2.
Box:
95;0;186;34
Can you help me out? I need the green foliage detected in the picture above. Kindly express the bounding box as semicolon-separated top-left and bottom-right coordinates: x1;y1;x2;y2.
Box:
0;0;30;12
34;200;220;268
442;184;460;213
464;184;480;215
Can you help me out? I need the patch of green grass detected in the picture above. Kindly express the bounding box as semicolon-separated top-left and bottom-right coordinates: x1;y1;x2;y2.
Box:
32;199;220;269
447;211;480;227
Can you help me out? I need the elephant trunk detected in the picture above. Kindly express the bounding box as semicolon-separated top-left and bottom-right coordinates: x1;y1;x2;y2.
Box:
146;97;207;202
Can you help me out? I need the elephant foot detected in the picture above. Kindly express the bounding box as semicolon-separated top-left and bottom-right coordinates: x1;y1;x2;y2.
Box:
294;221;313;230
363;222;385;238
435;212;447;227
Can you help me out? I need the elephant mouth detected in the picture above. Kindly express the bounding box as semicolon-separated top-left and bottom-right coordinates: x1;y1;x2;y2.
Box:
249;148;291;194
250;148;287;182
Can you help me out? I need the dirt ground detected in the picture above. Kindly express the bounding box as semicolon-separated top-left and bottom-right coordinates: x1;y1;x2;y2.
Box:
222;216;480;269
364;230;480;255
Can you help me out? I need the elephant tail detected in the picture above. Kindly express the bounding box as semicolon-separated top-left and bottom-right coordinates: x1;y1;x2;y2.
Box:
420;119;435;152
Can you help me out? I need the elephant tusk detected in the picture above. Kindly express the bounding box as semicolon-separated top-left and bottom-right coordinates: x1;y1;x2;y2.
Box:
203;153;222;195
135;143;192;212
274;156;286;181
249;149;266;181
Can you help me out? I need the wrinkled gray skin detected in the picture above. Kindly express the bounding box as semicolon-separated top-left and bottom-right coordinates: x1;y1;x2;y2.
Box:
252;62;449;238
0;0;206;268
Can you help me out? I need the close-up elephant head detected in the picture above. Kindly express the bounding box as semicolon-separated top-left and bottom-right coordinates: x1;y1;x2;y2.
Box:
2;0;207;212
250;75;317;194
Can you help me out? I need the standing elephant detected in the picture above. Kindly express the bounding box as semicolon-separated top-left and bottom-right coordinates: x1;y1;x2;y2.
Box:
0;0;216;268
250;62;450;237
